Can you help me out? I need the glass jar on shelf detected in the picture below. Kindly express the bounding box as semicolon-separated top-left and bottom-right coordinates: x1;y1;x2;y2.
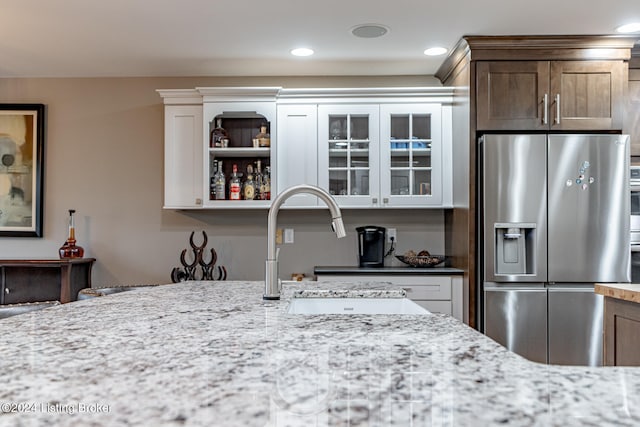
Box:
255;124;270;147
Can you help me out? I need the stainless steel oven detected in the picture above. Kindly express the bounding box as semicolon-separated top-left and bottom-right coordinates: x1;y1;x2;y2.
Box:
631;166;640;282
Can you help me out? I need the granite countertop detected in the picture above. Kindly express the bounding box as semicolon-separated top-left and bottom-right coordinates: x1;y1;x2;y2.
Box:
314;266;464;275
1;280;640;426
595;283;640;303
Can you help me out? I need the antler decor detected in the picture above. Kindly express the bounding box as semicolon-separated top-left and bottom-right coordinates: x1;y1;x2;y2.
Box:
170;231;227;282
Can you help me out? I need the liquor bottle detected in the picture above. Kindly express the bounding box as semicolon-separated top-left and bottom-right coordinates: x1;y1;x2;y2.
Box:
254;160;263;200
243;165;257;200
261;166;271;200
229;164;242;200
255;124;270;147
214;160;226;200
59;209;84;259
210;161;218;200
210;118;228;148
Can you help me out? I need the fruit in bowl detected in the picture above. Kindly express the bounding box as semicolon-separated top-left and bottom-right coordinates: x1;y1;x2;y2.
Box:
396;249;445;267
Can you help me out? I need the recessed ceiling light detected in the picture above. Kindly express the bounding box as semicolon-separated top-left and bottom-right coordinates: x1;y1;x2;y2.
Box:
616;23;640;33
290;48;314;57
351;24;389;39
424;47;448;56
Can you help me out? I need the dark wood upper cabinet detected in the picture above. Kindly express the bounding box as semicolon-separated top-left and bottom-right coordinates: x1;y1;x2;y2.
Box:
477;61;549;130
477;60;625;131
626;48;640;158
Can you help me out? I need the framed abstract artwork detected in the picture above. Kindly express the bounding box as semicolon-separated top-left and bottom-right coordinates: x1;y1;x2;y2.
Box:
0;104;45;237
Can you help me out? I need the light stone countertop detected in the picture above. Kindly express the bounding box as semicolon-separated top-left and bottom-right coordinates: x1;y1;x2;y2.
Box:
1;280;640;426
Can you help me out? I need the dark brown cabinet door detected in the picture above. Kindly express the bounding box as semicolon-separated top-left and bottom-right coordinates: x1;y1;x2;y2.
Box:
550;61;624;131
477;60;624;131
604;297;640;366
626;69;640;156
2;267;60;304
476;61;549;131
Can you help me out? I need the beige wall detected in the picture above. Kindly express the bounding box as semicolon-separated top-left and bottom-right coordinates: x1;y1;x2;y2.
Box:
0;75;446;286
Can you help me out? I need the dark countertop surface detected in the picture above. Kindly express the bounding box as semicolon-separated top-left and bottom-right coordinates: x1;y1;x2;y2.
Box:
314;265;464;275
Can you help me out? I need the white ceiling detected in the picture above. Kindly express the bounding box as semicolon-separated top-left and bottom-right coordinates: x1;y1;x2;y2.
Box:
1;0;639;78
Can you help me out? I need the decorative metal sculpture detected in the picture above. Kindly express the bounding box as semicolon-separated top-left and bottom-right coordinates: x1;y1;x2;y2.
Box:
171;231;227;282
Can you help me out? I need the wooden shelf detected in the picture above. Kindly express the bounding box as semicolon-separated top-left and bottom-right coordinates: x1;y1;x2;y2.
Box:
210;147;270;158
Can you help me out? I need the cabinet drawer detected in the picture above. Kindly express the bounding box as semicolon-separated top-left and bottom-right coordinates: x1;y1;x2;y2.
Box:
2;267;61;304
414;300;451;315
402;281;451;300
316;274;452;300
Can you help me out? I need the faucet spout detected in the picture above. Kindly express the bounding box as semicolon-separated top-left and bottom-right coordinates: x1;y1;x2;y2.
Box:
264;185;345;300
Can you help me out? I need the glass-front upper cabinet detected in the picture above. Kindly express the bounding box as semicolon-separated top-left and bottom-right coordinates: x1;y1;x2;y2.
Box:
318;105;380;207
380;104;443;206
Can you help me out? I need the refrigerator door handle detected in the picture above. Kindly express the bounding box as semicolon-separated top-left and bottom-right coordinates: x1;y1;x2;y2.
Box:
554;93;561;124
543;93;548;125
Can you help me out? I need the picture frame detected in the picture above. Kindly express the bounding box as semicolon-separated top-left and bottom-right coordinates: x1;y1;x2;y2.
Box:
0;104;45;237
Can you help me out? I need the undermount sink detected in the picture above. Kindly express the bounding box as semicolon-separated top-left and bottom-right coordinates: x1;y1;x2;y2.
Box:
286;297;430;315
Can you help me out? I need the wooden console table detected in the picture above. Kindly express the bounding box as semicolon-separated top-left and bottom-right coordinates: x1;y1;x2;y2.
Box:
0;258;96;304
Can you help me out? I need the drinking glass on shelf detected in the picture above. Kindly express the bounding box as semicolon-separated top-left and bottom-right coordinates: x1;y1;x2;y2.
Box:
330;120;342;139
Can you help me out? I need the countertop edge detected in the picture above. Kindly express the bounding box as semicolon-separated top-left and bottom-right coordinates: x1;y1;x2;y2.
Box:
595;282;640;304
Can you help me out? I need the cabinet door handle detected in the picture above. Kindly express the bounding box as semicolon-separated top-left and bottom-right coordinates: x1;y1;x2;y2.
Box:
383;198;389;204
543;94;548;125
555;93;561;125
4;288;9;294
402;287;413;292
195;198;202;205
372;198;378;204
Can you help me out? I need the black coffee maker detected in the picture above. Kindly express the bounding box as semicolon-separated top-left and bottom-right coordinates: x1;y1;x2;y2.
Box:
356;226;386;267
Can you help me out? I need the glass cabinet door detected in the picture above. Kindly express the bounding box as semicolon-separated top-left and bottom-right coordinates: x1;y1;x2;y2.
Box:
380;104;442;206
318;105;379;207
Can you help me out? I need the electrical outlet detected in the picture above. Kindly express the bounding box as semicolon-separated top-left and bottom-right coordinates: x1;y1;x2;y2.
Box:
284;228;295;244
387;228;397;243
276;228;283;244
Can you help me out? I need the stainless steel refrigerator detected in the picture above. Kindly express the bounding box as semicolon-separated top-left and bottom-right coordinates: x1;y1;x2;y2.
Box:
480;134;630;366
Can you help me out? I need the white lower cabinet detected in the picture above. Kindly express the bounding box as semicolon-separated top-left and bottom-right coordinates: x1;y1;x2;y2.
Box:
315;274;464;322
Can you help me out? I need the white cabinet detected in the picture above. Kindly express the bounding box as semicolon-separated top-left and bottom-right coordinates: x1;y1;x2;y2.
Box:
276;104;319;207
314;101;450;208
318;104;381;208
159;87;453;210
380;104;445;207
202;101;276;208
315;274;464;322
158;90;203;209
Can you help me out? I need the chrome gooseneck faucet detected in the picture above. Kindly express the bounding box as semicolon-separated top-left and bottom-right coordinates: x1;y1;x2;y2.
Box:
264;185;346;300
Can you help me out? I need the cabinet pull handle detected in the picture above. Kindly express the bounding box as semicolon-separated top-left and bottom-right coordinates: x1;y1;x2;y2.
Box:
555;93;561;125
402;287;413;292
543;94;548;125
372;198;378;204
4;288;9;294
383;198;389;204
195;198;202;205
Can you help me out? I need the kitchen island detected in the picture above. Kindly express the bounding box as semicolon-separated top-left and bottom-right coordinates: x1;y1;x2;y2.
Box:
596;283;640;366
1;281;640;426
